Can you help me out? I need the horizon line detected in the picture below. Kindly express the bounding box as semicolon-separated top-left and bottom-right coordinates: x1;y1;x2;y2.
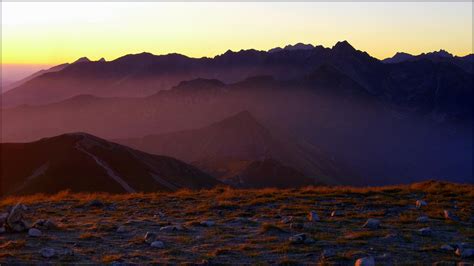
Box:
2;40;473;67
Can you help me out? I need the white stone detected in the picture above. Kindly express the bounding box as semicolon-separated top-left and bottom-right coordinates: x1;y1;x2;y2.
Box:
40;248;55;258
150;241;165;248
331;210;343;217
28;228;42;237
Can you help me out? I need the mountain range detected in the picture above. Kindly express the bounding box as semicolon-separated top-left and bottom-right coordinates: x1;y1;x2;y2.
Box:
1;41;472;189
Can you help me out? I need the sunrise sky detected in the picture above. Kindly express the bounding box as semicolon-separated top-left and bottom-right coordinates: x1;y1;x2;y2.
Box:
1;2;473;82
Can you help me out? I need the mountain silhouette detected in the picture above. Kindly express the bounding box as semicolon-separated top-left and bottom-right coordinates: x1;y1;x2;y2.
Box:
0;132;219;196
117;111;355;186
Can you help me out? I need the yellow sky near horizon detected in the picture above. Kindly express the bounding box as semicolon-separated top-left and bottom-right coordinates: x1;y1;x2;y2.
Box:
1;2;473;67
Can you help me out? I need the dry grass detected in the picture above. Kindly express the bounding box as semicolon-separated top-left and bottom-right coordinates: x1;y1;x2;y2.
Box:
0;180;473;264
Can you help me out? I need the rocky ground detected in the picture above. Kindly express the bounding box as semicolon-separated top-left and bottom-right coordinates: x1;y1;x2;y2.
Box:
0;181;473;265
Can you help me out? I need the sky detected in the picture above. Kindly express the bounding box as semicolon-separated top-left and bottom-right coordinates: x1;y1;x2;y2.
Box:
1;2;473;84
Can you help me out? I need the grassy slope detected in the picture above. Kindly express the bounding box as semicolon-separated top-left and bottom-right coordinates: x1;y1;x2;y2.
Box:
0;181;473;264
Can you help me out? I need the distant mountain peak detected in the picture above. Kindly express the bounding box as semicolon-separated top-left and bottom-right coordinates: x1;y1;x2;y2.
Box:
98;57;106;62
73;57;91;64
423;49;453;58
210;110;263;131
332;40;355;52
382;52;414;63
269;42;314;53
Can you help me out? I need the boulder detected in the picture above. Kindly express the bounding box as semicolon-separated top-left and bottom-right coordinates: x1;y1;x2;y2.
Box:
33;219;58;230
362;219;380;229
28;228;42;237
417;227;432;236
6;203;29;232
144;232;157;244
40;248;55;258
150;241;165;248
160;225;184;232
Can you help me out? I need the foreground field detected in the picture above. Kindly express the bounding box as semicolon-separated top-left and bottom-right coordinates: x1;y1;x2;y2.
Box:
0;181;473;264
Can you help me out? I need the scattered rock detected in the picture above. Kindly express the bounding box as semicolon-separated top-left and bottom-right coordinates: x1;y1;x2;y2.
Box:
33;219;58;230
362;218;380;229
62;248;74;256
456;248;474;258
290;222;304;230
331;210;343;217
160;225;184;232
355;256;375;266
308;211;320;222
0;212;8;224
321;249;336;259
289;233;307;244
40;248;55;258
444;210;459;221
28;228;42;237
417;227;432;236
416;200;427;209
6;203;29;232
144;232;157;244
150;241;165;248
199;220;215;227
116;226;128;233
441;244;455;251
153;211;166;219
281;216;294;224
416;216;429;223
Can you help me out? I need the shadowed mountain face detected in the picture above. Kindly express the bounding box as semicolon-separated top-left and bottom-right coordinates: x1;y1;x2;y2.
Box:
0;133;219;196
117;111;355;186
